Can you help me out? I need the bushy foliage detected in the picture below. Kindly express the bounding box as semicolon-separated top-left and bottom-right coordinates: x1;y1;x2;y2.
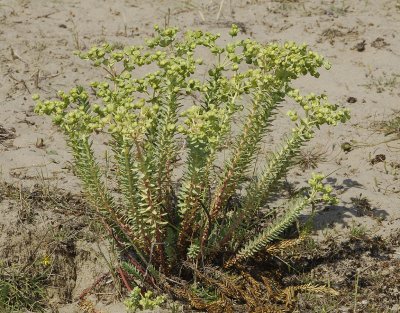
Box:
124;286;165;312
0;264;48;312
34;25;349;309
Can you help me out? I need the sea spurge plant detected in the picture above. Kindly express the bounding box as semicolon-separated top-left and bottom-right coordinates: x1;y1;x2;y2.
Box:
124;286;165;312
35;25;349;309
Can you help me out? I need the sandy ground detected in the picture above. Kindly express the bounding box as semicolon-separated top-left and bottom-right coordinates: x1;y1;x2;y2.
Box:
1;0;400;312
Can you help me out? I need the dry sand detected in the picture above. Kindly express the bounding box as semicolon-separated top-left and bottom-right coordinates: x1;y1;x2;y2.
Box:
0;0;399;312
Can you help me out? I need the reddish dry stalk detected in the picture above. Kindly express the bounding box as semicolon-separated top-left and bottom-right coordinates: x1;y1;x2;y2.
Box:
153;228;168;273
82;139;136;242
101;217;155;288
177;207;198;257
177;184;202;257
152;158;172;272
89;194;140;250
117;267;132;291
125;252;156;288
98;201;141;247
202;120;254;248
200;167;234;249
121;145;149;247
213;213;241;251
79;272;109;299
84;163;141;247
134;140;163;234
209;121;251;220
111;230;156;288
209;167;235;219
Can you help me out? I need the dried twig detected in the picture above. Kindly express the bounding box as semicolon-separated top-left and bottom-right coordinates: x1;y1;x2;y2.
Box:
78;272;110;299
33;69;40;89
10;47;27;64
36;11;58;19
216;0;225;20
8;72;31;94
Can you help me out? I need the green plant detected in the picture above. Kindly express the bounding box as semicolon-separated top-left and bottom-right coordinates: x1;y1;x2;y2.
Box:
124;286;165;312
379;113;400;137
364;72;400;93
350;193;373;217
34;25;349;309
0;263;48;313
349;221;368;239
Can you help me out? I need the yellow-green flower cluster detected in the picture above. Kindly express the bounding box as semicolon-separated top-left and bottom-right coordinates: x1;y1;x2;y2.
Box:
180;105;230;147
124;286;165;312
288;89;350;126
308;172;337;204
35;24;347;160
187;242;201;260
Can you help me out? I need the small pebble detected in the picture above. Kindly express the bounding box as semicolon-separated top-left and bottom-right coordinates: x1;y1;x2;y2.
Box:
341;142;352;153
